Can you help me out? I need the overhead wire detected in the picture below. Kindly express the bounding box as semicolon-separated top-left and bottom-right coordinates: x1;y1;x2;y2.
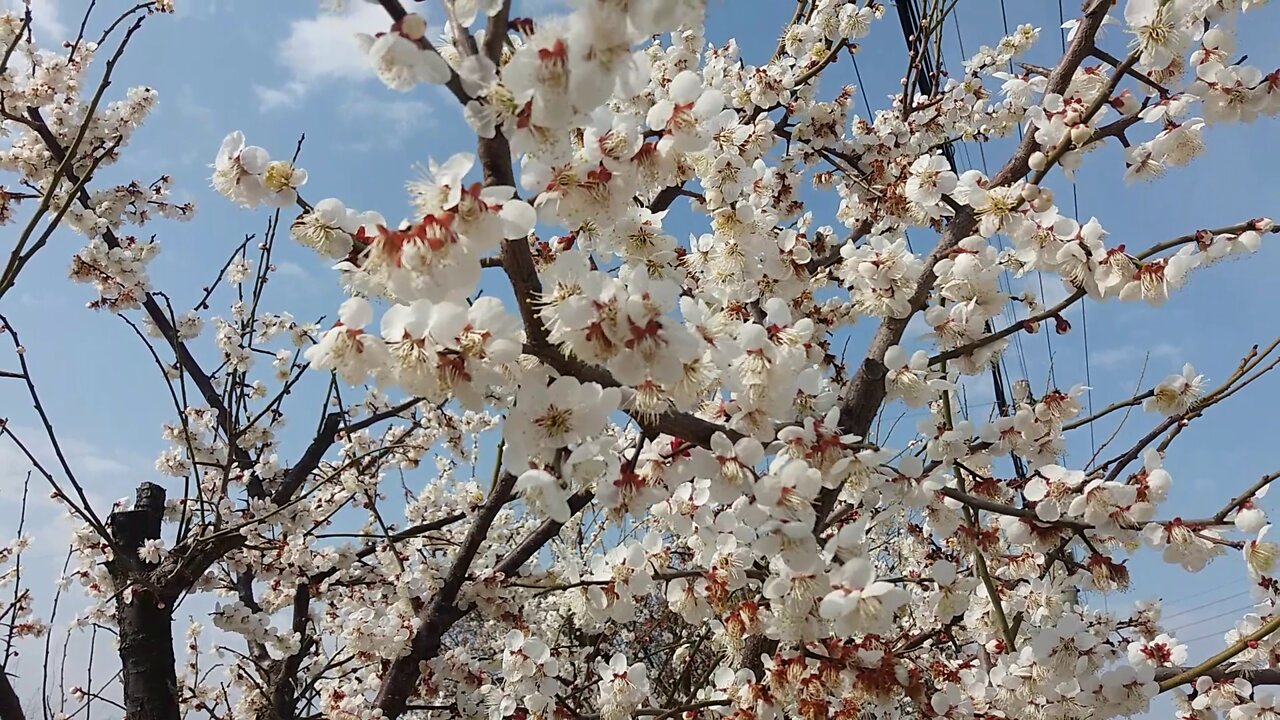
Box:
997;0;1057;388
1054;0;1097;456
951;5;1031;385
932;0;1232;628
1168;601;1263;635
948;0;1034;466
1161;590;1252;622
1184;628;1232;645
1161;584;1250;609
851;53;874;118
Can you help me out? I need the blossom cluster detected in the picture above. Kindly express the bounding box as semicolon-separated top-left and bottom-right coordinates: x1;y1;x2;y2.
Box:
191;0;1280;717
9;1;1280;720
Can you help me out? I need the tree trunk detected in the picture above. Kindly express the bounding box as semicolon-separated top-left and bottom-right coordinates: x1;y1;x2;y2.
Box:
0;672;26;720
116;589;179;720
108;483;180;720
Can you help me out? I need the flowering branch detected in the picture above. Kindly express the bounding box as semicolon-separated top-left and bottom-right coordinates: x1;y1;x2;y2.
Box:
6;0;1280;716
928;218;1276;367
1091;46;1172;97
1156;613;1280;691
823;0;1115;531
374;469;519;717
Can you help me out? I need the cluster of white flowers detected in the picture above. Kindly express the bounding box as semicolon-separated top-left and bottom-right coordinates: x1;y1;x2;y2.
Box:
0;13;194;312
0;534;47;645
189;0;1280;715
10;0;1280;719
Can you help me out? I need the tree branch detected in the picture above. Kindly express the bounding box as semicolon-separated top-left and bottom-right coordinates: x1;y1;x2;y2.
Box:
374;471;519;717
1157;613;1280;691
821;0;1115;529
0;671;24;720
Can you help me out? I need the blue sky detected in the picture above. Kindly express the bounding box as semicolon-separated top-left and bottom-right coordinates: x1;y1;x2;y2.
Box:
1;0;1279;701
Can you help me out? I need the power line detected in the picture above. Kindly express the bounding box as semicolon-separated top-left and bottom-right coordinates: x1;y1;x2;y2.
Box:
1168;601;1261;635
1162;590;1251;621
1184;627;1231;645
951;2;1031;388
1054;0;1096;455
850;53;874;119
849;50;916;258
909;0;1034;484
995;0;1054;387
1162;584;1246;607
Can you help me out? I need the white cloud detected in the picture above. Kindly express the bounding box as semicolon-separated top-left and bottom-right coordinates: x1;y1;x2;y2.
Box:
280;3;387;81
340;89;433;138
253;81;310;111
273;259;310;279
4;0;65;39
172;0;228;21
0;427;136;502
521;0;570;17
253;3;394;111
174;83;216;129
1091;342;1183;369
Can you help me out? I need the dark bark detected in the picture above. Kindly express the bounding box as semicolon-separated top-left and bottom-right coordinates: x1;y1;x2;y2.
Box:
374;473;518;717
108;484;180;720
0;672;25;720
269;583;312;720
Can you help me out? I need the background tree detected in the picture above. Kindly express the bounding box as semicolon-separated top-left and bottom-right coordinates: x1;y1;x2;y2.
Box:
2;1;1280;720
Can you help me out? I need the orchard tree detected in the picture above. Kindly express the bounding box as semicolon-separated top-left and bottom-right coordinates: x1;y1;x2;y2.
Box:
2;0;1280;720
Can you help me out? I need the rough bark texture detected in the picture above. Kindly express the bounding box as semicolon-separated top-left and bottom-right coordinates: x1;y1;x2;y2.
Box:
374;472;519;717
108;483;180;720
269;583;312;720
0;673;25;720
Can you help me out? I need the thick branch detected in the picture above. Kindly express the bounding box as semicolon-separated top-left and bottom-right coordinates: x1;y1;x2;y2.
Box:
269;583;312;720
493;489;594;578
0;673;24;720
109;485;180;720
374;472;519;717
823;0;1114;529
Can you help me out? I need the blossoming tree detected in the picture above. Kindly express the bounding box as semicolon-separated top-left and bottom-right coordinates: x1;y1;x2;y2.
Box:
3;0;1280;719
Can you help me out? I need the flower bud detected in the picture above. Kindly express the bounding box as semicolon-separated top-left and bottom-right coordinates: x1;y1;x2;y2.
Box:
1021;184;1041;201
1064;110;1082;126
1070;125;1094;146
1028;151;1048;172
1054;316;1071;335
1112;90;1141;116
1030;193;1054;213
399;13;428;41
1012;379;1034;405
